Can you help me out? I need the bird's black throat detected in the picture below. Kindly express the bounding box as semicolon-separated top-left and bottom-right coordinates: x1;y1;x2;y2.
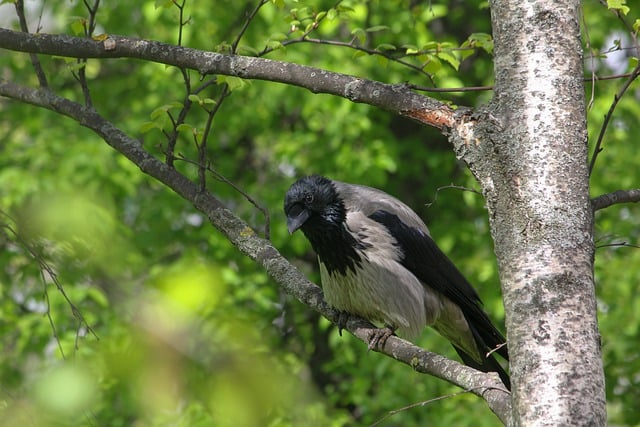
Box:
300;203;366;276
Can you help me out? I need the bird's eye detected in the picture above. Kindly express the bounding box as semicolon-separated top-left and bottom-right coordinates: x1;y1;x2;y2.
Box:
304;193;314;203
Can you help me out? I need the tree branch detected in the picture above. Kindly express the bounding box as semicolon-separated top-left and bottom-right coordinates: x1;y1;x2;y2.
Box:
0;28;455;131
14;0;48;88
588;61;640;175
0;79;511;423
592;188;640;212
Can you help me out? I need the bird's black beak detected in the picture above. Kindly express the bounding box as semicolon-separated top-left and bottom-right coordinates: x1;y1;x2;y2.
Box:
286;208;310;234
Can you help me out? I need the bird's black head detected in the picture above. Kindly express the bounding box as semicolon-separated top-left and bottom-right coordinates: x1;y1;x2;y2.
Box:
284;175;364;275
284;175;345;235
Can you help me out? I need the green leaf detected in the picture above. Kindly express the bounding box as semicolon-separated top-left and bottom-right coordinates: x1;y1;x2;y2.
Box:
352;50;368;59
138;121;161;133
336;5;355;13
437;50;460;71
218;76;250;92
266;40;284;51
403;44;419;55
607;0;630;15
420;41;439;51
69;18;86;36
150;102;183;119
375;43;396;51
351;28;367;45
86;287;109;308
376;55;389;68
176;124;195;134
326;8;337;20
365;25;389;33
269;32;289;42
465;32;494;55
236;45;259;56
154;0;174;8
460;47;476;61
422;55;442;74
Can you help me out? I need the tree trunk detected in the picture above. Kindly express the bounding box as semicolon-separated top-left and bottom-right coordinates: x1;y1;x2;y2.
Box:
464;0;607;424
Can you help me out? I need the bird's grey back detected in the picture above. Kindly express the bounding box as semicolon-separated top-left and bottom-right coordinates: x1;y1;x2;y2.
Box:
332;181;430;234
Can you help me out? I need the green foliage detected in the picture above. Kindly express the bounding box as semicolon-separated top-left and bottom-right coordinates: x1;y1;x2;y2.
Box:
1;0;639;425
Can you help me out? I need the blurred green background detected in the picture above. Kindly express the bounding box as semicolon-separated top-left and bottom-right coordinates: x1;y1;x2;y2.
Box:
0;0;638;425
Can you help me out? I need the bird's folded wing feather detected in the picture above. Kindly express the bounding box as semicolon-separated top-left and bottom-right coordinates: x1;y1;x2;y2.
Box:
368;209;508;360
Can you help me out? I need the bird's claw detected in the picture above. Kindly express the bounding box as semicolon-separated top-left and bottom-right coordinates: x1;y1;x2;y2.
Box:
367;326;395;350
336;311;350;336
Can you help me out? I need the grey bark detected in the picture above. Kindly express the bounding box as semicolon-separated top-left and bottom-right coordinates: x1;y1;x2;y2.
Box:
449;0;607;424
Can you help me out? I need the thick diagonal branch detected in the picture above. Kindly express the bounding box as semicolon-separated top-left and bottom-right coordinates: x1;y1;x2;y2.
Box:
0;79;511;423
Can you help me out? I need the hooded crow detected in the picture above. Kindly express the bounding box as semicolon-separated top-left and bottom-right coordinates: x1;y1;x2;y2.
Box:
284;175;510;389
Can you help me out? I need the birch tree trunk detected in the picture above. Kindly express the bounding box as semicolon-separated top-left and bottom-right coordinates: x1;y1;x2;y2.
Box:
455;0;607;424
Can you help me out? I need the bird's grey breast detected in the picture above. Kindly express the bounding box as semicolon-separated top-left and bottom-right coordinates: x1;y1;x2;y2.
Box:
319;210;434;339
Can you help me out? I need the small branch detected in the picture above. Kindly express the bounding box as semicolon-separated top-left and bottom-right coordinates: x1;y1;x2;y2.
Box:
83;0;100;35
0;211;99;357
174;0;188;47
196;83;230;192
425;183;482;208
175;152;271;240
589;1;640;175
411;83;493;93
588;62;640;175
231;0;269;53
596;241;640;250
369;388;484;427
278;36;436;82
591;188;640;211
14;0;48;88
412;72;639;94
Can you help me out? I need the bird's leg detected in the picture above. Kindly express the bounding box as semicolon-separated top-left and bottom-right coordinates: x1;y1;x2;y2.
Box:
336;311;350;336
367;325;396;350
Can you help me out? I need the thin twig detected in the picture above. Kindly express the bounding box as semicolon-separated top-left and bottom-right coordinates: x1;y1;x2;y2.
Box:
174;0;189;47
0;212;99;358
590;0;640;175
588;62;640;175
175;154;271;240
369;388;485;427
197;84;230;191
14;0;48;88
596;241;640;249
83;0;100;35
75;0;101;107
425;183;482;208
486;342;508;358
231;0;270;53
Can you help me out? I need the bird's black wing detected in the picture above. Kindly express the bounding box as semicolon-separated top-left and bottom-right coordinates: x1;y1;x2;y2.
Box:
369;210;509;363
